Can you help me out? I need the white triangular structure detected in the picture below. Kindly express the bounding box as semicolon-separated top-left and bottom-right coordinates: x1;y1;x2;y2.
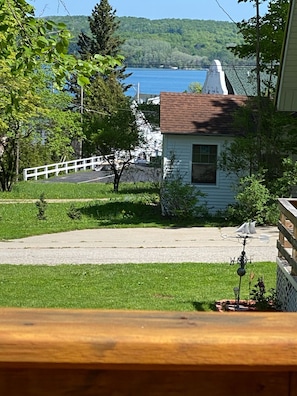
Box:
202;59;228;95
236;222;249;234
249;221;256;234
236;221;257;234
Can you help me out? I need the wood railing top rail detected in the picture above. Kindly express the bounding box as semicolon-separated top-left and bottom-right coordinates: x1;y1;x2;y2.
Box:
278;198;297;274
0;308;295;372
278;198;297;227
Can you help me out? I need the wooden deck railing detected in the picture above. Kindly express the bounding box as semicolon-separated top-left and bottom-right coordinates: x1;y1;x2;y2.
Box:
0;308;296;395
2;199;297;394
278;198;297;275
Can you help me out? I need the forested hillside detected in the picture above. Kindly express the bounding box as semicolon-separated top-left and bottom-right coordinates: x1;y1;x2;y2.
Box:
46;16;244;68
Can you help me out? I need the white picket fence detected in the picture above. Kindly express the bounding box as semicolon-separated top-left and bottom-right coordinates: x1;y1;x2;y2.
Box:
23;156;104;181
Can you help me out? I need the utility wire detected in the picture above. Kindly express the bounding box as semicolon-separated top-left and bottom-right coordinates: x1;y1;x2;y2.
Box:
214;0;238;25
57;0;71;16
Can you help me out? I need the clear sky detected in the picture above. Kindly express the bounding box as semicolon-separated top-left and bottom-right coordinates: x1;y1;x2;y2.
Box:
28;0;268;22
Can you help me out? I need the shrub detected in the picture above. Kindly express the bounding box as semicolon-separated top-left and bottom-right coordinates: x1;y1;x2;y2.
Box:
160;151;208;219
35;193;47;220
270;158;297;197
160;175;207;218
67;204;82;220
231;174;270;224
250;276;282;311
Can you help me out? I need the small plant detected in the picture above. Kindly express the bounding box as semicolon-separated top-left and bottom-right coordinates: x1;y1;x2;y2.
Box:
248;271;255;303
121;209;134;219
250;276;281;311
160;177;206;218
234;173;270;225
35;193;47;220
67;204;82;220
160;152;208;218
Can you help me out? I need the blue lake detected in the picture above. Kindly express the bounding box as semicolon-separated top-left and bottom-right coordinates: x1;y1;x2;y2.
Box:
125;68;207;97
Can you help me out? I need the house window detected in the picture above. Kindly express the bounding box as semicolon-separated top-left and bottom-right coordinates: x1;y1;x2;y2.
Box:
192;144;217;184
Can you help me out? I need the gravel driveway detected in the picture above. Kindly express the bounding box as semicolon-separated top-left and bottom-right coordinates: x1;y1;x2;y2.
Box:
0;226;278;265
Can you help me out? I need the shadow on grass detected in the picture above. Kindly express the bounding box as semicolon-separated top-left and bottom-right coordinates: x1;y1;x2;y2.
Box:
192;301;217;312
117;184;159;196
78;200;218;227
73;193;229;227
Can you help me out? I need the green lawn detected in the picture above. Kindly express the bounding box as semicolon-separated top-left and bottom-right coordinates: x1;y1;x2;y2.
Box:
0;181;277;312
0;262;276;311
0;179;117;199
0;181;227;239
0;179;164;200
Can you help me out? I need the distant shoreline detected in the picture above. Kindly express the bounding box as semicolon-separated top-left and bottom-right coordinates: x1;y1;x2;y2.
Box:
124;66;208;71
125;68;207;96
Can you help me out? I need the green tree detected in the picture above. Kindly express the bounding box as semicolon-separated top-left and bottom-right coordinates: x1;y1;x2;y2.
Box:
233;173;271;225
138;104;160;129
220;0;296;203
0;1;119;88
0;65;83;191
83;73;126;116
30;76;83;164
77;0;129;87
231;0;289;85
84;98;141;192
219;97;297;186
78;0;124;58
186;82;203;93
77;0;139;192
0;0;120;191
0;62;44;190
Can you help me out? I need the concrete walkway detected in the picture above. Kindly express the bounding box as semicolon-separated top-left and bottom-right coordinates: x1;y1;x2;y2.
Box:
0;226;279;265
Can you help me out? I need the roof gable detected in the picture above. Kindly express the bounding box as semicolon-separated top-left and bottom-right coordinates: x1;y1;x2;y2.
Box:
201;59;276;97
160;92;247;135
225;67;277;96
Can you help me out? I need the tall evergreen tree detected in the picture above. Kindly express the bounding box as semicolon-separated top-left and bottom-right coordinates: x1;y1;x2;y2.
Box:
77;1;139;192
77;0;130;88
76;0;130;113
78;0;124;59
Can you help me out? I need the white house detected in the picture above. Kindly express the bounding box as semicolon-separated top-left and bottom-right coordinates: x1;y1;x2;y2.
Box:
276;0;297;111
160;92;247;213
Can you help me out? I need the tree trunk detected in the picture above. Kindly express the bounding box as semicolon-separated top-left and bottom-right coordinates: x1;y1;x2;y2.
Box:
113;172;120;193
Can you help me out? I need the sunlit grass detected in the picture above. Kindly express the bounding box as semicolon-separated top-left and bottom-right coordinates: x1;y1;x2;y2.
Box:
0;262;276;311
0;181;228;239
0;182;277;312
0;180;157;199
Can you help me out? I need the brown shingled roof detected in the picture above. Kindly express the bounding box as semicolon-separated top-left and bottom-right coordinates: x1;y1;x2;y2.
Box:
160;92;247;135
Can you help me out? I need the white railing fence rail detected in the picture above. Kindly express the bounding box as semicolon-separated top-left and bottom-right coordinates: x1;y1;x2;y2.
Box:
23;156;104;181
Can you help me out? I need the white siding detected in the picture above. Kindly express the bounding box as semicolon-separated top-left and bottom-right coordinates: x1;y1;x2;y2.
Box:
162;134;239;214
277;0;297;111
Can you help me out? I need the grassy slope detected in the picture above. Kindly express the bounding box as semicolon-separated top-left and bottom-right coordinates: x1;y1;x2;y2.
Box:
0;181;225;239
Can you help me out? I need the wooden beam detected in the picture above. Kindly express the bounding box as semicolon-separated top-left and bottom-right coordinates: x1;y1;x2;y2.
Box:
0;369;290;396
0;308;296;371
278;199;297;227
0;308;296;395
278;220;297;250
